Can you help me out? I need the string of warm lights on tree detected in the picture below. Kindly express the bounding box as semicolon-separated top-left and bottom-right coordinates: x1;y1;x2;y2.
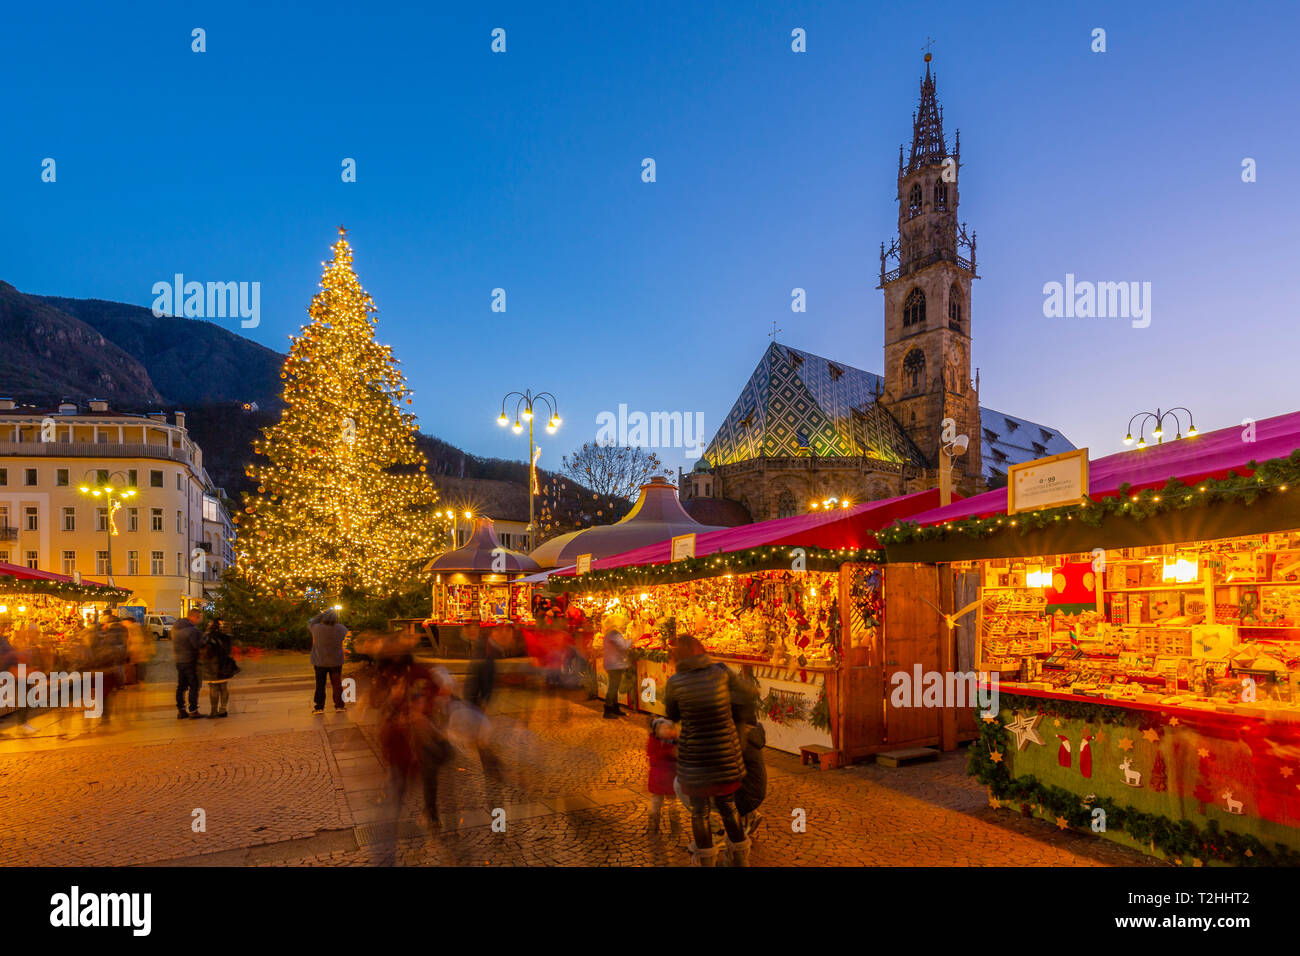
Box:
232;228;443;598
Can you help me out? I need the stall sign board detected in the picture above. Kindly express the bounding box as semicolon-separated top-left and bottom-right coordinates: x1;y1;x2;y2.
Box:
1007;448;1089;515
671;533;696;561
576;553;592;575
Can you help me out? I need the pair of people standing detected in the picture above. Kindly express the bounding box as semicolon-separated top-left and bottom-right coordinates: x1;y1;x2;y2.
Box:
173;609;238;718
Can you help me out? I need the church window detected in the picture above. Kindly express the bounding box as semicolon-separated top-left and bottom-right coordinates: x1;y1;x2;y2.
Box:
903;349;926;392
903;287;926;327
908;183;922;216
948;284;962;330
776;490;796;519
934;181;948;209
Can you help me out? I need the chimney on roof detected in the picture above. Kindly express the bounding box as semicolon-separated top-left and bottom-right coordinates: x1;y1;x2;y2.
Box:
0;399;14;410
58;402;77;414
88;399;108;412
174;411;186;429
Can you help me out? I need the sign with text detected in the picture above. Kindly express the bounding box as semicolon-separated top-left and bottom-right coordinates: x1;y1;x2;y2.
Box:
670;533;696;561
1008;448;1089;514
576;553;592;575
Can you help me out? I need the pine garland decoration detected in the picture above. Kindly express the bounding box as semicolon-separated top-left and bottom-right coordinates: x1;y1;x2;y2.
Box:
881;451;1300;547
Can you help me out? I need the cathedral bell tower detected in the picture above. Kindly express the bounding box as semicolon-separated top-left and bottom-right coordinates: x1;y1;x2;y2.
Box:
879;53;981;484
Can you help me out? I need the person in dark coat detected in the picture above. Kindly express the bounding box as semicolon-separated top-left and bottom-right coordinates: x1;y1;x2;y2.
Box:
171;609;204;719
663;634;751;866
731;672;767;838
735;722;767;836
199;618;238;717
309;609;349;714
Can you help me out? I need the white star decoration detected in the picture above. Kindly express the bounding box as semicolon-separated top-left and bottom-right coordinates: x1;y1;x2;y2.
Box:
1004;712;1046;751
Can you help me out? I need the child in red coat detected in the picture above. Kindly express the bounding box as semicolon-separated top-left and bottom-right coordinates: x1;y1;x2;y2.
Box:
646;718;680;836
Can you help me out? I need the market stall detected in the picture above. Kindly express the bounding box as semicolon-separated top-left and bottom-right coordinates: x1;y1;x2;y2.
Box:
424;517;539;657
561;489;959;760
0;561;132;671
881;410;1300;863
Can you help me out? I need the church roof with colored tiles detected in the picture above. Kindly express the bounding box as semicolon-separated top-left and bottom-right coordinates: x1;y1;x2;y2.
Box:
702;343;1074;480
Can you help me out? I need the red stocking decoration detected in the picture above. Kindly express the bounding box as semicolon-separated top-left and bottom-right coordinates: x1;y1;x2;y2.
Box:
1079;734;1094;778
1056;735;1072;768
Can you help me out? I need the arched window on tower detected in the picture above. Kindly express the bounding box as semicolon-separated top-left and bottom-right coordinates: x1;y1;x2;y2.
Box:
948;284;962;331
903;287;926;328
903;349;926;393
908;183;922;217
934;181;948;209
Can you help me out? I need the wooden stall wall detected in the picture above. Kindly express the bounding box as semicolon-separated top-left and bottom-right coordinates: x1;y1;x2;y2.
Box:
838;563;885;762
837;562;951;761
884;563;944;750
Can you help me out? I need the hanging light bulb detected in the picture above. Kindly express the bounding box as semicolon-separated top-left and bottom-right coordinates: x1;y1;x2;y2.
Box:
497;412;508;426
1123;433;1134;446
512;421;522;434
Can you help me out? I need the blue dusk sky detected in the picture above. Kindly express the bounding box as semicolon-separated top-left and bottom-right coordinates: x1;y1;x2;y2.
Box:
3;0;1296;476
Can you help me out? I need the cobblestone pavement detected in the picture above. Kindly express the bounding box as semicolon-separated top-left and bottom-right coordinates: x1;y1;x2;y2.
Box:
0;658;1157;867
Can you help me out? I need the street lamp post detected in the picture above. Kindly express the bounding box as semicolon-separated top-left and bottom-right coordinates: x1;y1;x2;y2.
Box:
77;470;137;587
497;390;560;549
1123;407;1198;450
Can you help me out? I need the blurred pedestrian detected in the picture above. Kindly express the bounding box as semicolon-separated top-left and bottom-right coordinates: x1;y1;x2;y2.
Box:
308;608;349;715
463;622;490;709
171;608;204;719
200;618;238;718
646;717;681;837
125;617;155;685
369;638;453;863
0;622;36;735
663;634;750;867
601;612;631;718
91;613;129;724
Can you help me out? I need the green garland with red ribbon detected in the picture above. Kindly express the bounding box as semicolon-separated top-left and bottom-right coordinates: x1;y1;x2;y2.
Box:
881;451;1300;547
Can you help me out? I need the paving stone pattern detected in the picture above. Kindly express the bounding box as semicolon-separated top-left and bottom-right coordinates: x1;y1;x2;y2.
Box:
0;670;1157;867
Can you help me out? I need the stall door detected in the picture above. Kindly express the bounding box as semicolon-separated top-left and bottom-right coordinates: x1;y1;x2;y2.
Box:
838;564;885;761
882;563;943;748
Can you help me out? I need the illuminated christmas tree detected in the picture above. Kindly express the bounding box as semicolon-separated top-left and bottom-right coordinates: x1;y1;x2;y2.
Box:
233;228;442;598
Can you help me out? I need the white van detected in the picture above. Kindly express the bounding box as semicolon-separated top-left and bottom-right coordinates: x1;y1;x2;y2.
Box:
145;613;176;640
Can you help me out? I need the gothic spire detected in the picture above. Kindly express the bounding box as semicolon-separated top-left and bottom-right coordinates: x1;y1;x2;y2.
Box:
907;54;947;172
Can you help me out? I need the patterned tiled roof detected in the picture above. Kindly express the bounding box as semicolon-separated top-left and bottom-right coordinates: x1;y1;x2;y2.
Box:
703;343;925;468
703;343;1074;480
979;406;1076;483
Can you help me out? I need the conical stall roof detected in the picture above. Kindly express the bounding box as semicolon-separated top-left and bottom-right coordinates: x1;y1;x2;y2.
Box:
529;476;725;569
424;517;540;576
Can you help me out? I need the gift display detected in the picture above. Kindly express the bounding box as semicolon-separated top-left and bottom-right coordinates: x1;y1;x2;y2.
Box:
975;533;1300;713
576;569;842;669
967;528;1300;863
